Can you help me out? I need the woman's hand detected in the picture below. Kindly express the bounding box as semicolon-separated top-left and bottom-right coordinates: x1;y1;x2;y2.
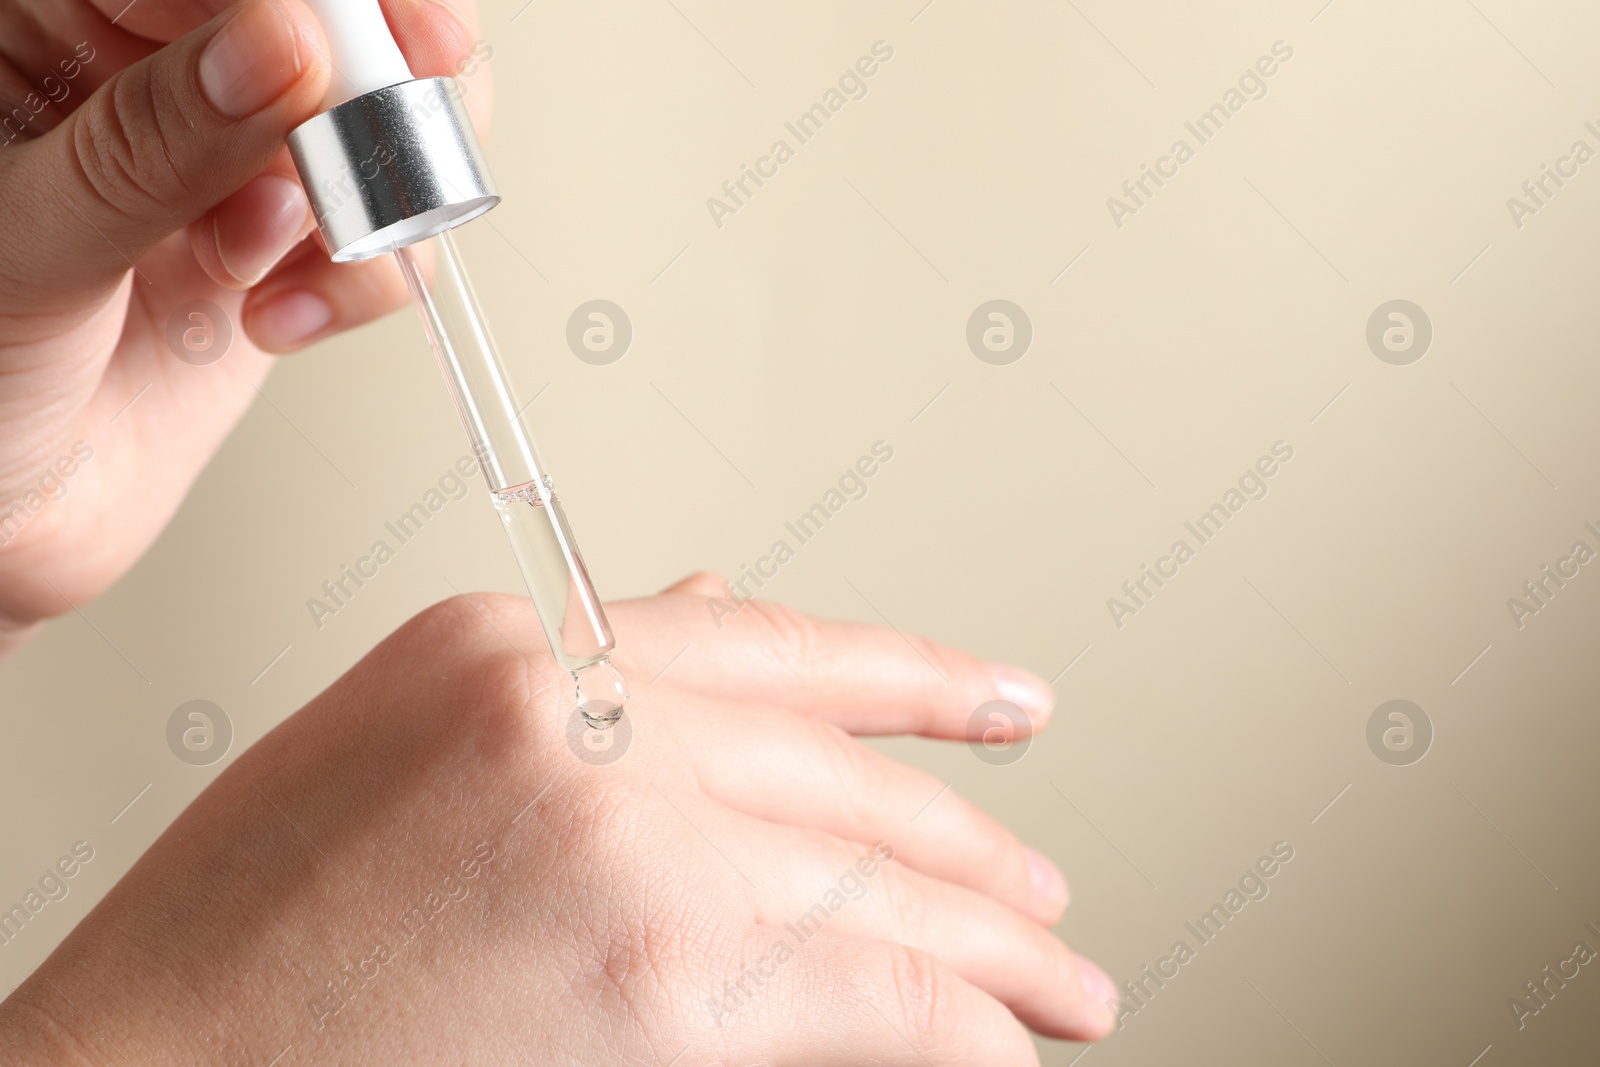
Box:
0;0;489;656
0;575;1116;1064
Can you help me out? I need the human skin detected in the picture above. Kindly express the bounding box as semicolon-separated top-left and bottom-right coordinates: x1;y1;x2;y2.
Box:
0;1;1119;1056
0;576;1116;1063
0;0;487;657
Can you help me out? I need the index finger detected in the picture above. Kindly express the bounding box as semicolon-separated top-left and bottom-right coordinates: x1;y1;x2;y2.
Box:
608;572;1055;739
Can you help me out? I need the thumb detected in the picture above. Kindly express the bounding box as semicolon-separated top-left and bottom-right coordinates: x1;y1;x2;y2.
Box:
0;0;330;311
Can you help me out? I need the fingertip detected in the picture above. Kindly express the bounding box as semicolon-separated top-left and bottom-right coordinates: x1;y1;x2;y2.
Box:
244;289;334;352
243;246;410;352
198;0;331;122
192;174;313;290
662;572;729;597
273;0;334;88
985;662;1054;726
10;0;333;303
382;0;476;78
380;0;492;134
1074;953;1120;1039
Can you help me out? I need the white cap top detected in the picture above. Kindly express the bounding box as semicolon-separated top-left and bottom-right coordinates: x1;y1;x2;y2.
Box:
301;0;415;109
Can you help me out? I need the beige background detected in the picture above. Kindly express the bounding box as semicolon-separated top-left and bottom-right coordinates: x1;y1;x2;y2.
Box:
5;0;1600;1061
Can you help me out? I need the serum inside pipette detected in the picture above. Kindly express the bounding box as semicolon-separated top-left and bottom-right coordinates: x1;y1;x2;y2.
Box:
489;479;629;731
491;479;612;665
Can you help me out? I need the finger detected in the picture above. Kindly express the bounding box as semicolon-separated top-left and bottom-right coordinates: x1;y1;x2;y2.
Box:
661;688;1068;924
751;830;1117;1042
383;0;493;134
610;575;1055;738
0;58;68;140
660;572;725;596
1;0;329;312
0;17;151;111
240;242;411;352
382;0;476;75
737;929;1040;1067
89;0;238;43
643;779;1113;1042
186;149;314;289
208;0;492;312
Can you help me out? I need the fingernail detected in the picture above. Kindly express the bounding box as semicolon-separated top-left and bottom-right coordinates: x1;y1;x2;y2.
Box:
1024;846;1069;909
1076;953;1117;1018
214;176;309;286
250;290;332;350
986;662;1054;721
199;0;302;118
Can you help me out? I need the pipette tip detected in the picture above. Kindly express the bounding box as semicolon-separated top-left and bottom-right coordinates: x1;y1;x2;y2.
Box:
574;657;628;731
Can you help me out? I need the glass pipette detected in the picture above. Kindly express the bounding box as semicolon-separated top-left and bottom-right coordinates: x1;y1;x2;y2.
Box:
284;0;628;728
394;234;628;729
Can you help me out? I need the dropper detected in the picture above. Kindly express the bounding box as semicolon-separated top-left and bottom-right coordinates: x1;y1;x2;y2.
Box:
284;0;628;728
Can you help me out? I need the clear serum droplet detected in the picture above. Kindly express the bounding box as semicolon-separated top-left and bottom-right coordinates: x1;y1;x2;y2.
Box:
574;657;628;730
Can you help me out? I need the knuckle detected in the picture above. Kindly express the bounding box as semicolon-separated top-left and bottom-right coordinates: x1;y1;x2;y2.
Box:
992;838;1037;903
403;592;510;656
391;594;562;750
887;944;955;1049
904;630;960;682
812;723;899;836
578;866;753;1048
876;864;930;943
810;718;871;793
72;69;193;221
955;801;1022;880
739;598;825;673
677;570;726;595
